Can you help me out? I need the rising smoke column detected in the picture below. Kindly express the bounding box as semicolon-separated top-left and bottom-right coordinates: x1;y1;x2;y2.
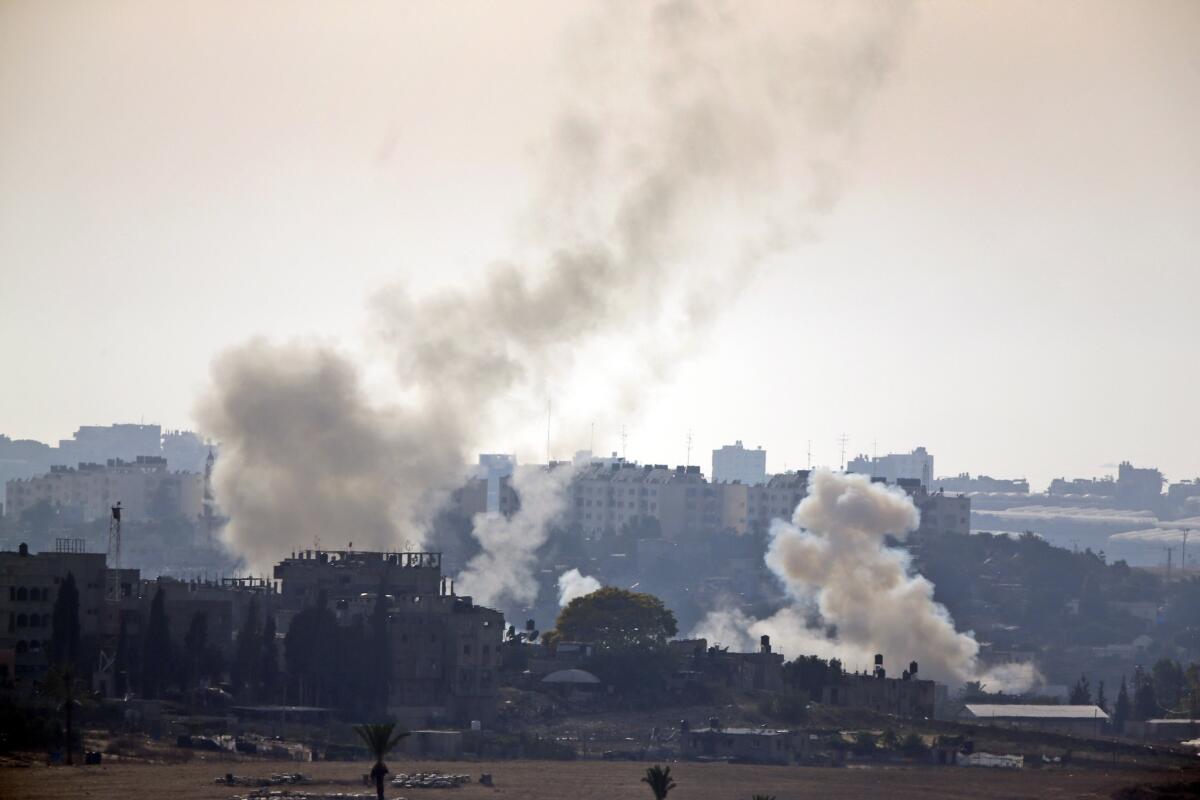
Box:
557;568;602;607
199;2;915;577
693;471;1038;691
456;463;578;609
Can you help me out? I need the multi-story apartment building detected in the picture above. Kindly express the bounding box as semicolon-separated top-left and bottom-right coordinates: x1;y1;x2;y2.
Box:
848;447;934;488
712;441;767;486
273;549;504;724
5;457;203;523
0;541;125;684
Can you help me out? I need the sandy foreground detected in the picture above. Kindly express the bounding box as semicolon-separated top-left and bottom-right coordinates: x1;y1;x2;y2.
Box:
1;758;1197;800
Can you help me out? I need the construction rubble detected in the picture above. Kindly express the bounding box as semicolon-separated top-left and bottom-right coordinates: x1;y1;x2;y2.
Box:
391;772;473;789
216;773;311;787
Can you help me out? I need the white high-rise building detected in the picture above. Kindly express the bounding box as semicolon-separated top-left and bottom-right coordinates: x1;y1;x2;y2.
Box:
847;446;934;488
712;440;767;485
475;454;516;514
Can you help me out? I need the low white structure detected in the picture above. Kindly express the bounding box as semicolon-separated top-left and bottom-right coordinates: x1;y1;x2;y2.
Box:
960;704;1108;736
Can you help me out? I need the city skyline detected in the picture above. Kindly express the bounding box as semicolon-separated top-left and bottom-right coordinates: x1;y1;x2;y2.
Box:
3;2;1197;496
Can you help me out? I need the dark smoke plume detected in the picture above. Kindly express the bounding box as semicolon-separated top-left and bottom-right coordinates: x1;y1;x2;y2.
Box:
199;2;913;580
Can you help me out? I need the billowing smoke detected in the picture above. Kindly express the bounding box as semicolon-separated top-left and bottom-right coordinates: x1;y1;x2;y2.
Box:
456;463;577;609
199;2;914;575
693;471;1038;691
557;568;602;607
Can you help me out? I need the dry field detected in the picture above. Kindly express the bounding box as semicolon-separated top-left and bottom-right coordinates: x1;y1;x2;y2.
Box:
1;758;1197;800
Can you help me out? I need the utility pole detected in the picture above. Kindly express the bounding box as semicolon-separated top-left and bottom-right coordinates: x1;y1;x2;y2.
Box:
1182;529;1191;576
1165;546;1173;580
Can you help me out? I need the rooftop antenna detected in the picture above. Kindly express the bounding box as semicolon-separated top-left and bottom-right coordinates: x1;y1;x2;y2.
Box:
807;440;812;469
838;433;849;471
686;430;693;467
873;438;878;460
621;426;628;461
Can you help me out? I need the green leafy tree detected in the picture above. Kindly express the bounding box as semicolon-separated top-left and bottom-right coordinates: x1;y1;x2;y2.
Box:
50;572;81;668
553;587;677;650
141;585;172;698
354;722;409;800
641;765;676;800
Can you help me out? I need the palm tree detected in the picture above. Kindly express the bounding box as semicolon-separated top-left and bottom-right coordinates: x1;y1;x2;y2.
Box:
353;722;409;800
641;764;676;800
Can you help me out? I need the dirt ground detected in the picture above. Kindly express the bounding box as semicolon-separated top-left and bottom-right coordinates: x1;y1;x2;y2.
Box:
2;758;1197;800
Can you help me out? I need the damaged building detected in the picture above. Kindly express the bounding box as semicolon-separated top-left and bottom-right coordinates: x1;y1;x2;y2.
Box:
822;655;937;719
273;549;504;726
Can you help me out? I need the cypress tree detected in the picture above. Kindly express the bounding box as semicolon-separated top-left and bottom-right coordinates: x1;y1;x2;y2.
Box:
259;616;279;703
232;596;260;699
1113;676;1131;733
142;585;172;698
50;572;81;668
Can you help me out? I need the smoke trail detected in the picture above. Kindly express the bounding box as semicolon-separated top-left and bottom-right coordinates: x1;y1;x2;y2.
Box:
456;463;577;609
557;568;602;607
199;2;915;575
692;471;1038;691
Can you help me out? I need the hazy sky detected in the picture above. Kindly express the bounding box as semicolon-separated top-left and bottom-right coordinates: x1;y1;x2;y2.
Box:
2;1;1197;490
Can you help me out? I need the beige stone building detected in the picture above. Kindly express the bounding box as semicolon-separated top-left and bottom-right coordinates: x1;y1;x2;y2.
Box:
5;457;203;523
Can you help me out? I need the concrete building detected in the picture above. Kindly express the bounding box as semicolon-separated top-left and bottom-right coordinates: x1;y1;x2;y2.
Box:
0;541;130;685
680;719;798;764
475;454;516;515
672;635;785;692
1116;461;1164;509
273;549;504;725
712;441;767;486
932;474;1030;495
56;424;162;467
915;489;971;537
847;447;934;488
6;457;204;524
958;704;1109;736
821;656;937;718
568;461;721;540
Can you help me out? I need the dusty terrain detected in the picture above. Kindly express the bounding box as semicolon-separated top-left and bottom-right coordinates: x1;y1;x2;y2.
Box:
2;757;1197;800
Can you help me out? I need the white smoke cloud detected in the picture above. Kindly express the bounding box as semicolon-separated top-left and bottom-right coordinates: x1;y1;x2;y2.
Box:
692;471;1039;691
199;3;915;575
455;463;578;609
557;568;602;607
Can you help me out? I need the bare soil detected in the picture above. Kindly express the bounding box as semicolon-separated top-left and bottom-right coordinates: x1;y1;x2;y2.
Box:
2;757;1197;800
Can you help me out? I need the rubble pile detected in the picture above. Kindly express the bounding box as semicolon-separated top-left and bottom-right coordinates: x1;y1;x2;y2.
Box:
391;772;472;789
216;773;310;787
235;792;377;800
